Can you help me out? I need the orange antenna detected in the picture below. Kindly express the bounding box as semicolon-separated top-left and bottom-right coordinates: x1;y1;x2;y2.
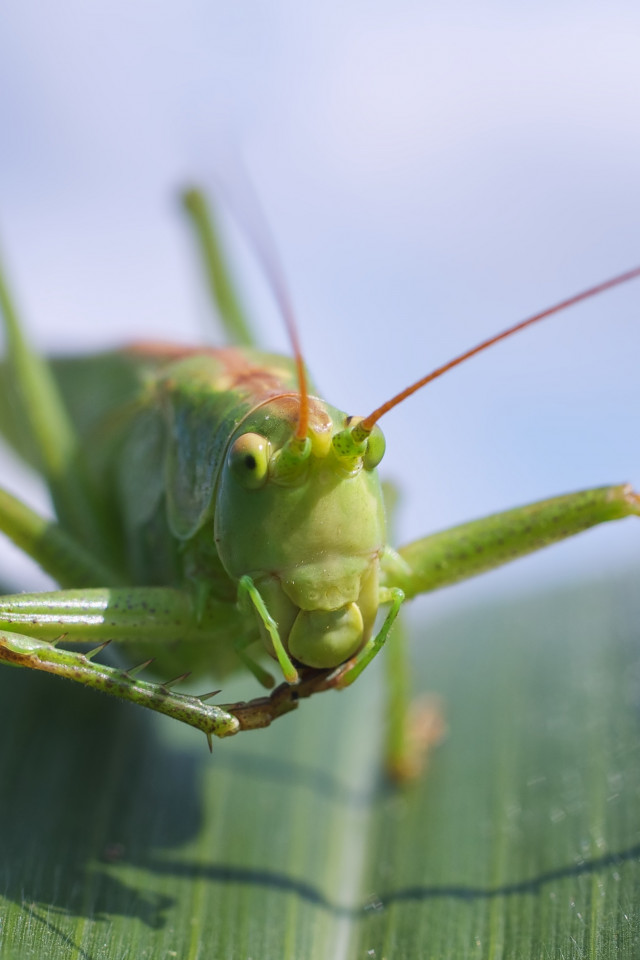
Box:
256;253;310;441
213;175;309;440
359;265;640;434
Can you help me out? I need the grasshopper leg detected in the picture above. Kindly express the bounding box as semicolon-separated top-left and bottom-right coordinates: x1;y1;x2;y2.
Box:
237;575;299;684
381;608;447;782
0;630;241;742
0;253;110;552
181;187;256;349
0;585;286;742
369;483;640;780
374;481;447;780
0;584;330;741
0;586;249;649
0;483;121;588
385;484;640;598
332;587;405;689
375;484;640;777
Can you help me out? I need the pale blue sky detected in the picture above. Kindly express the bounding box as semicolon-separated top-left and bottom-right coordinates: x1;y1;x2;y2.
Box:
0;2;638;612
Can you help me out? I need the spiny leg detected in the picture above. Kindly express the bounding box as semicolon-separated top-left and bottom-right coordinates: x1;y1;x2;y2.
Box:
0;583;357;741
0;631;241;743
0;578;443;745
0;584;299;742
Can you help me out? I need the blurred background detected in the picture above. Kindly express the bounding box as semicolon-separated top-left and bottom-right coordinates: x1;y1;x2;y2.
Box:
0;1;638;626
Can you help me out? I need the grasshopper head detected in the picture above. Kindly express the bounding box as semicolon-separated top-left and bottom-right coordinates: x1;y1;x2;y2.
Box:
215;396;387;669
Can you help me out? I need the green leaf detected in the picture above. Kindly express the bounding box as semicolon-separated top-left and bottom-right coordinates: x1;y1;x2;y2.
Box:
1;570;639;959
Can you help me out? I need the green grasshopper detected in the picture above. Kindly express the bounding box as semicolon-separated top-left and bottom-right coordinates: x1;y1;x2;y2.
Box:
0;189;638;778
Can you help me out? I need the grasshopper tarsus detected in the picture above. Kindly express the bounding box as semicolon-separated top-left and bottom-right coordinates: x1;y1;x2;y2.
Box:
221;667;340;732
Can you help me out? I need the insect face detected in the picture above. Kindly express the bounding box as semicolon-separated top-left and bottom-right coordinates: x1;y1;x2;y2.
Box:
215;396;387;668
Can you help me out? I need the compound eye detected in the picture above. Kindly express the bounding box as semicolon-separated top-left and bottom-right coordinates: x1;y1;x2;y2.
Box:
363;424;386;469
229;433;271;489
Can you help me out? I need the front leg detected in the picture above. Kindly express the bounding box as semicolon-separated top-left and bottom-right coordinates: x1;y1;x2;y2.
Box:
383;484;640;597
0;586;253;745
0;585;326;743
0;631;242;744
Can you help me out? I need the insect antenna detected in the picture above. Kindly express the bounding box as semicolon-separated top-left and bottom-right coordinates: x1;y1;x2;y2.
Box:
205;178;310;442
352;264;640;440
248;231;310;442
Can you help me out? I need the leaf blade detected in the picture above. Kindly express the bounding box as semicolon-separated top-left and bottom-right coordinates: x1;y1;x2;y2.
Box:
0;570;638;959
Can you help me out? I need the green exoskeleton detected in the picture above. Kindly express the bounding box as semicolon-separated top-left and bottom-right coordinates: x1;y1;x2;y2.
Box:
0;190;638;778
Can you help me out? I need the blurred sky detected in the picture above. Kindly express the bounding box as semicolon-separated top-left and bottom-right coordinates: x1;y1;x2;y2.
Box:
0;1;638;619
